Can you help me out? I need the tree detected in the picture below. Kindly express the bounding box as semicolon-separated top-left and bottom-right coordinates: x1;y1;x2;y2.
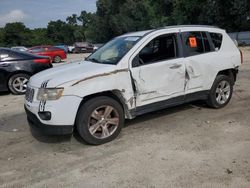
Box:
30;28;53;46
66;14;78;25
47;20;75;44
0;28;4;46
1;0;250;46
76;11;94;41
208;0;250;32
2;22;31;47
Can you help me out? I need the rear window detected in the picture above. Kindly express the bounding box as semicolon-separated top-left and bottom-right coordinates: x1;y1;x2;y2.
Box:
210;32;223;50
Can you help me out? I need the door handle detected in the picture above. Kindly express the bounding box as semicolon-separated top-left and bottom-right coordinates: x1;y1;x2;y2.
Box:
170;64;182;69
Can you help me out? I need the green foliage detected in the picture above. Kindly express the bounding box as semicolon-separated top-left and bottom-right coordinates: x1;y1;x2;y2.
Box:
2;22;31;47
0;28;4;46
47;20;76;44
30;28;53;46
66;14;78;26
0;0;249;46
87;0;250;42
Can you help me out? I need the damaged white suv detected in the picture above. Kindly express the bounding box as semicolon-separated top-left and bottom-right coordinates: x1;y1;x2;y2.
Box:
25;25;242;145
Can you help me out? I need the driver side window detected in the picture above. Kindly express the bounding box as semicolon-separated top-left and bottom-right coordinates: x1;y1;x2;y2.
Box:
139;34;178;65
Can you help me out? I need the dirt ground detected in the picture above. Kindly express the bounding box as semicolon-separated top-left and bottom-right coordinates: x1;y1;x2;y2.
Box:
0;50;250;188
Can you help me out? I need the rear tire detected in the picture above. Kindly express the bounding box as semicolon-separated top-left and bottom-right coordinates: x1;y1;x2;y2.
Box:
8;73;30;95
53;55;61;63
206;75;233;108
76;96;124;145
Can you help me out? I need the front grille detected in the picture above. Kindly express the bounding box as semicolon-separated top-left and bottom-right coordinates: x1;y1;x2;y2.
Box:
25;87;35;103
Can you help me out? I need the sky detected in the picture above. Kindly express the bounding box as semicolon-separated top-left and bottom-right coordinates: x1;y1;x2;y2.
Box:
0;0;97;28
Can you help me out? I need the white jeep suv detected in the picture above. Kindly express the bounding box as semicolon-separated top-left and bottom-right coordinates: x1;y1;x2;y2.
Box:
25;25;242;145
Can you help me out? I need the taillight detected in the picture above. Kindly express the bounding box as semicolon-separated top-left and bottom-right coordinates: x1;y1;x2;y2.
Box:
34;58;51;64
240;49;243;64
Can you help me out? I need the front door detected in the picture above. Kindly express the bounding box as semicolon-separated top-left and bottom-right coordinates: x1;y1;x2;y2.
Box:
130;33;186;107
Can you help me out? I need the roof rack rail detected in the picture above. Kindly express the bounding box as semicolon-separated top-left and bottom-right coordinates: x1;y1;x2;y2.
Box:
160;25;220;30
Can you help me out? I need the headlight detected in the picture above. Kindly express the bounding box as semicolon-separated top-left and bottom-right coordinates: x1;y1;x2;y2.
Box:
37;88;64;101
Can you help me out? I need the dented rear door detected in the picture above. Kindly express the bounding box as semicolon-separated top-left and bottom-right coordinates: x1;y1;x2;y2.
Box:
181;31;214;94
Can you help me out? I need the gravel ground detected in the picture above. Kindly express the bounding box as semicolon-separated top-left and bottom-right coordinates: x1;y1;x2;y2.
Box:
0;50;249;188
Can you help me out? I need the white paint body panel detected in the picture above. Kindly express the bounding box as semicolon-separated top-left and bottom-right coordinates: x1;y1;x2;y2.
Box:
131;58;185;106
25;26;241;126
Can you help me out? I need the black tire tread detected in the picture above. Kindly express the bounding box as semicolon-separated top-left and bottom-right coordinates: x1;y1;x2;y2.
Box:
76;96;124;145
206;75;234;109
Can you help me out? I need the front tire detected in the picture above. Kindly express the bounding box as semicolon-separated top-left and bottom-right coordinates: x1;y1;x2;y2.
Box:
206;75;233;108
76;96;124;145
8;73;30;95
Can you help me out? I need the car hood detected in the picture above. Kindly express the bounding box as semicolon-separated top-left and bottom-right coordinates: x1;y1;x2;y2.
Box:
29;60;117;88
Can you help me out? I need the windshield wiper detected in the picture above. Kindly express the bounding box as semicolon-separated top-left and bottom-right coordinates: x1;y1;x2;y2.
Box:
87;57;101;64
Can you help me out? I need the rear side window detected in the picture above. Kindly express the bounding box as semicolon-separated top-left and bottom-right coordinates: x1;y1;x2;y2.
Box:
182;32;204;56
182;31;213;56
210;32;223;50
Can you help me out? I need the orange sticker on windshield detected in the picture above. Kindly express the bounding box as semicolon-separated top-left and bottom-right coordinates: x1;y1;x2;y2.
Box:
189;37;197;48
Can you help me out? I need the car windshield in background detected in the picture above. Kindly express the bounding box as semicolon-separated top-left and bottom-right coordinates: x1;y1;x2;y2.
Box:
87;36;141;65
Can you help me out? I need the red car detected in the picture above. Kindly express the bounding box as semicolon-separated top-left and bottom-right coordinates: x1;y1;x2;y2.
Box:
28;46;67;63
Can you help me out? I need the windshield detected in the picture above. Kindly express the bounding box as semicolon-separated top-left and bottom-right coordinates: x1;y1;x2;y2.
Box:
87;36;141;65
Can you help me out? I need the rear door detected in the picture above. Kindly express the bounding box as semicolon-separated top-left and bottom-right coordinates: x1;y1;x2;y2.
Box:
181;31;215;93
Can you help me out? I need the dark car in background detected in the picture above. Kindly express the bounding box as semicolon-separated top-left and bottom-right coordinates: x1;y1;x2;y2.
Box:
28;45;67;63
73;42;94;53
0;48;52;94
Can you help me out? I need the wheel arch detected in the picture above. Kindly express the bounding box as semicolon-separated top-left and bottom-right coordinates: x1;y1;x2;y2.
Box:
53;55;62;62
217;68;238;83
76;90;132;122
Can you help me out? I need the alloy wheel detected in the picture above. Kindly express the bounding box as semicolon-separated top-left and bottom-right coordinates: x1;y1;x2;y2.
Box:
88;105;120;139
215;80;231;105
12;77;29;93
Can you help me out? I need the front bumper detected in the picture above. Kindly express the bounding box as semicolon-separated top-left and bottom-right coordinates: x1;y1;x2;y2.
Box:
25;106;73;135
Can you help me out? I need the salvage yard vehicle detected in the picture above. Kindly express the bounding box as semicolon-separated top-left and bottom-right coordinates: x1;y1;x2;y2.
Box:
28;46;67;63
0;48;52;94
24;25;242;145
73;42;94;53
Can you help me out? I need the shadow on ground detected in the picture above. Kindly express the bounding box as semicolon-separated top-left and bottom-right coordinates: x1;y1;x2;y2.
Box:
0;91;11;96
125;100;207;127
26;100;208;145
